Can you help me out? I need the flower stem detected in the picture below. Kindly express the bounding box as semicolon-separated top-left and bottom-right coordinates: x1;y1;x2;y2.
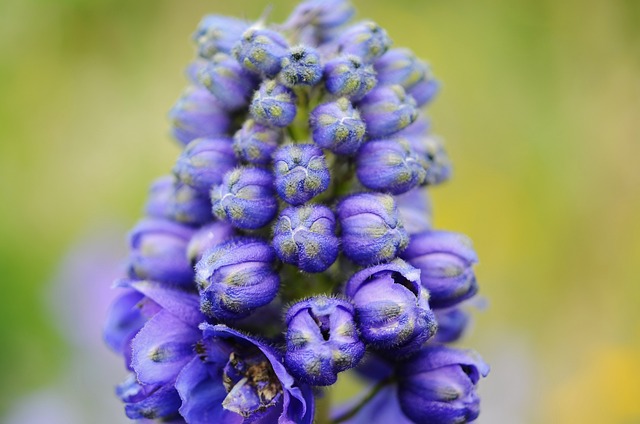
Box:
330;376;395;424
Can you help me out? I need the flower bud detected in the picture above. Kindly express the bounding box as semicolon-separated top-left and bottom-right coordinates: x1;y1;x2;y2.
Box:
116;375;182;422
128;218;196;285
397;346;489;424
250;80;298;128
284;0;355;30
309;98;366;155
233;27;289;77
233;119;283;165
211;167;278;230
337;192;409;265
356;138;428;195
358;85;418;139
169;86;232;145
395;188;432;235
374;48;439;107
279;46;323;87
335;21;392;64
173;137;237;194
186;221;235;264
273;144;330;205
345;259;437;355
145;175;213;226
195;238;280;321
433;307;469;344
401;230;478;308
323;55;377;101
193;15;249;59
273;205;338;273
406;135;452;185
285;296;365;386
198;53;259;111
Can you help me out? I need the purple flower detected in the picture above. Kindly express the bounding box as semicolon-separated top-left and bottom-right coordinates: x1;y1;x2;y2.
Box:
233;27;289;77
334;21;392;64
337;192;409;266
193;15;249;59
169;86;232;145
397;346;489;424
407;135;452;186
356;138;428;194
401;230;478;308
127;218;196;285
358;85;418;139
323;55;377;101
272;204;338;273
273;144;330;205
309;98;366;155
116;374;183;422
145;175;213;226
284;0;355;31
175;324;315;423
285;296;365;386
210;167;278;230
433;307;470;344
250;80;298;128
173;137;237;194
198;53;259;111
233;119;283;165
395;188;433;234
279;46;323;87
345;259;437;356
195;238;280;321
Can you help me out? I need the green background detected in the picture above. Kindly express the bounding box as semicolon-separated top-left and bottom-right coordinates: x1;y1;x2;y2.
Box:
1;0;639;422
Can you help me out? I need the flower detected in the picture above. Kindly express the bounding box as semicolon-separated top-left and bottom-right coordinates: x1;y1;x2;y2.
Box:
345;259;437;356
106;1;488;422
285;296;365;386
397;346;490;424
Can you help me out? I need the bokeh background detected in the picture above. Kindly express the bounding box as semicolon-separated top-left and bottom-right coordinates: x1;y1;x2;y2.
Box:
1;0;639;422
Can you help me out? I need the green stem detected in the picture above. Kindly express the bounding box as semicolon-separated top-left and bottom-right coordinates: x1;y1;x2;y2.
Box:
330;376;395;424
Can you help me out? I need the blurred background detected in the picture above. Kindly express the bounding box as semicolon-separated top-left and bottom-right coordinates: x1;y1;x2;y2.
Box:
1;0;639;422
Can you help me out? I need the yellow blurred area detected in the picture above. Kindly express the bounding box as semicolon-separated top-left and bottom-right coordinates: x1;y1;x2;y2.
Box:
0;0;638;422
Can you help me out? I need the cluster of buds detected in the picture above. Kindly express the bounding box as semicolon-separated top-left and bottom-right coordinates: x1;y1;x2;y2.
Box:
104;1;488;423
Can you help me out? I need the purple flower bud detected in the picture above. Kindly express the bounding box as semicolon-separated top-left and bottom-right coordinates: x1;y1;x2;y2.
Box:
397;346;489;424
324;55;377;101
285;296;365;386
358;85;418;139
273;144;330;205
233;27;289;77
279;46;323;87
195;238;280;321
128;218;196;285
395;188;432;234
173;137;237;194
406;135;452;185
145;175;213;226
232;119;283;165
335;21;392;64
401;230;478;308
186;221;235;264
175;324;315;423
117;374;183;421
210;167;278;230
356;138;428;194
198;53;260;111
284;0;355;30
250;80;298;128
309;98;366;155
193;15;249;59
374;48;439;107
169;86;232;145
345;259;437;355
337;192;409;266
433;307;469;344
273;205;338;273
